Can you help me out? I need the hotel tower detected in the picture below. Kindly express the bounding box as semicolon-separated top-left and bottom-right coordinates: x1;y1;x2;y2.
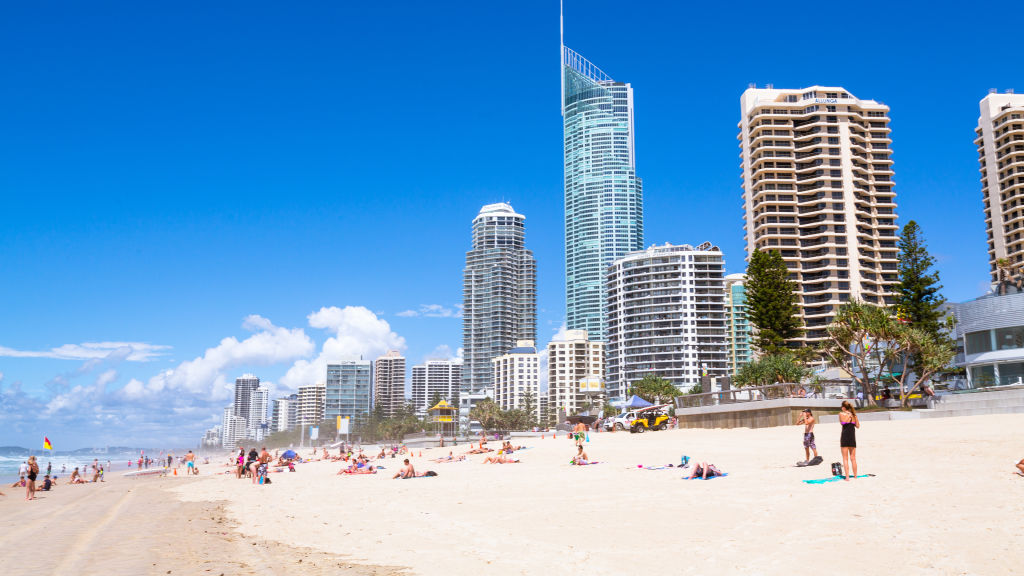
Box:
739;86;899;344
561;13;643;341
976;90;1024;281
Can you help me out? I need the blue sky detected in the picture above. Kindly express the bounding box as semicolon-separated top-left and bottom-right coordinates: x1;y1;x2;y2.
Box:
0;1;1012;449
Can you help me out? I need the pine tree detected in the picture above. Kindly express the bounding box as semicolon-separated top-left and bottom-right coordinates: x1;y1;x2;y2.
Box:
894;221;946;336
746;249;803;353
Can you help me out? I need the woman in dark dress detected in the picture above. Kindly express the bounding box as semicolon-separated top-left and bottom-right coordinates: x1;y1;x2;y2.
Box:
839;401;860;480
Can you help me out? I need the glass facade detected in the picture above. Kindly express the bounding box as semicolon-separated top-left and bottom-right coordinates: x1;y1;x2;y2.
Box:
325;361;373;426
462;203;537;397
726;277;753;375
563;46;643;341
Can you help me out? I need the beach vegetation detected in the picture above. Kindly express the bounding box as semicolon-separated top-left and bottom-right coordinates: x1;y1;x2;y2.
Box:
734;353;810;388
821;300;955;408
468;398;537;431
628;374;682;404
746;249;803;354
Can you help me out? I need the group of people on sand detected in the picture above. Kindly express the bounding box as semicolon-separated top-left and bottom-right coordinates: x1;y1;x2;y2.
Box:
792;402;861;480
235;447;273;485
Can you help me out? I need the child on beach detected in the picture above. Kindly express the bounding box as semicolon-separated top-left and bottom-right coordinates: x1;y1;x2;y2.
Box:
796;409;820;465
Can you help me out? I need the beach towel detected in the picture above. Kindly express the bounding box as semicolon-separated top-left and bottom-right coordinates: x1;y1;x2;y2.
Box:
803;474;875;484
632;465;673;470
683;473;728;480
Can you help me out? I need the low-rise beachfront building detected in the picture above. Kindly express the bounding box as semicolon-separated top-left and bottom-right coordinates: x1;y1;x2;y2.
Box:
955;290;1024;387
297;382;326;427
412;360;462;417
725;273;753;375
605;242;729;400
547;329;605;421
374;351;406;419
492;340;541;422
326;361;373;427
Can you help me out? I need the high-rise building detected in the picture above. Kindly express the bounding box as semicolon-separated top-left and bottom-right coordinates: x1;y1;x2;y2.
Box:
725;273;753;375
296;382;326;427
739;86;899;344
462;202;537;397
412;360;462;416
976;90;1024;281
271;394;297;432
232;374;260;423
606;243;728;398
221;406;247;449
562;34;643;340
247;385;270;442
492;340;541;421
325;361;373;425
374;351;406;419
547;329;604;421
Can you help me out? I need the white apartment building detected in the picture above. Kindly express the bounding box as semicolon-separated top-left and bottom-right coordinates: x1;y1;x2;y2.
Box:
374;351;406;418
491;340;540;421
296;382;326;427
976;90;1024;281
606;243;729;399
247;386;269;441
412;360;462;416
270;395;296;432
221;407;246;449
739;86;899;343
547;329;604;421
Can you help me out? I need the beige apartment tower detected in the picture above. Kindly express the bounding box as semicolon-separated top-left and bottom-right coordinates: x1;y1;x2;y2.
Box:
976;90;1024;281
739;86;899;343
374;351;406;419
547;329;604;422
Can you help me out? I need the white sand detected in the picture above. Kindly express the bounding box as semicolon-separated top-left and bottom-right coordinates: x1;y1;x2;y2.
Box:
172;414;1024;575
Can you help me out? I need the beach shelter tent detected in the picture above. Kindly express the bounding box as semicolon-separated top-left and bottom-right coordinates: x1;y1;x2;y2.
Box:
625;395;654;409
281;449;297;460
428;399;458;437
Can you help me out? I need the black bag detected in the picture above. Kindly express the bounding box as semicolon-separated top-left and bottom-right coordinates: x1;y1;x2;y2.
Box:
831;462;844;477
263;476;272;484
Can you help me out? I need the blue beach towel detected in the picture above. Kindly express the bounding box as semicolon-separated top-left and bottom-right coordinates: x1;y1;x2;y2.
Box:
803;474;875;484
683;473;728;480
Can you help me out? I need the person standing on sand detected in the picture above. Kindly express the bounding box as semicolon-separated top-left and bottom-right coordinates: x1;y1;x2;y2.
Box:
839;401;860;480
796;409;819;465
26;455;39;500
184;451;196;475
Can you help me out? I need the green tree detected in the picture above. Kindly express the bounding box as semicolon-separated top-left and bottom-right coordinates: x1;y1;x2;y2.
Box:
894;221;948;337
469;398;502;431
520;391;538;428
428;391;444;409
628;374;681;404
746;249;803;353
734;353;811;389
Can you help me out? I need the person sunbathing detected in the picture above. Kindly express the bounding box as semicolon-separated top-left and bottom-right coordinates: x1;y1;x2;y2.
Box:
339;465;376;475
69;468;87;484
393;459;416;479
11;476;25;488
482;455;519;464
570;446;590;465
464;447;493;455
686;461;724;479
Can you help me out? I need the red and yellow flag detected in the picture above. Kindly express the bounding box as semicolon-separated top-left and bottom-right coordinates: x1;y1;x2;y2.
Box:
43;437;52;450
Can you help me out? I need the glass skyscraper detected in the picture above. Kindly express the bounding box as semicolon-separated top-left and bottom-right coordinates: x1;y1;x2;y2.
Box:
562;43;643;341
462;203;537;397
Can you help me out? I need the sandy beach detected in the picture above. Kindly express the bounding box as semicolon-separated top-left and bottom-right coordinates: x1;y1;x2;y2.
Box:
3;413;1022;575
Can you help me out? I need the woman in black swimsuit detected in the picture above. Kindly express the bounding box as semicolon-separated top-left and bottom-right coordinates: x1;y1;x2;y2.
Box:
839;401;860;480
26;455;39;500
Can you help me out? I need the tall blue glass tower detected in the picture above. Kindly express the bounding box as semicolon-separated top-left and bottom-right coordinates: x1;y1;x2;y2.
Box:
562;22;643;341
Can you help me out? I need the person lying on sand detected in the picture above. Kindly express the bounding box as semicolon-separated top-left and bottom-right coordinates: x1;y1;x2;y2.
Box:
393;459;415;479
1016;458;1024;477
69;468;87;484
482;455;519;464
686;461;724;479
339;466;376;475
464;447;493;455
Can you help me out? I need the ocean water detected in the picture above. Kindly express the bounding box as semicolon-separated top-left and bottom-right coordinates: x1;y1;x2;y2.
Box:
0;452;157;483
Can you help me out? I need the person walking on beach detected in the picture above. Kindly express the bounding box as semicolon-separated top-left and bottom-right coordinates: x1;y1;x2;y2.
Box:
796;409;820;465
26;455;39;500
839;401;860;480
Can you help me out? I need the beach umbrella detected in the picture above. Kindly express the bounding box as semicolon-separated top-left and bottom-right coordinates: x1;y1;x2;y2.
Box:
282;449;297;459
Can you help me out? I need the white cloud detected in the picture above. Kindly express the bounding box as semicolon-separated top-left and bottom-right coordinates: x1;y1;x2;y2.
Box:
119;314;313;401
549;322;570;343
424;344;464;363
0;341;170;362
281;306;405;390
395;304;462;318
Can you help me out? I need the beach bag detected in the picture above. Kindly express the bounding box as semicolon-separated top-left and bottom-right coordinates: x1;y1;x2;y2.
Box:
831;462;844;477
263;477;272;484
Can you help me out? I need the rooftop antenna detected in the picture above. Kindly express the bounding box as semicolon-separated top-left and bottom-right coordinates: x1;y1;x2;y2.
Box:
560;0;565;116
